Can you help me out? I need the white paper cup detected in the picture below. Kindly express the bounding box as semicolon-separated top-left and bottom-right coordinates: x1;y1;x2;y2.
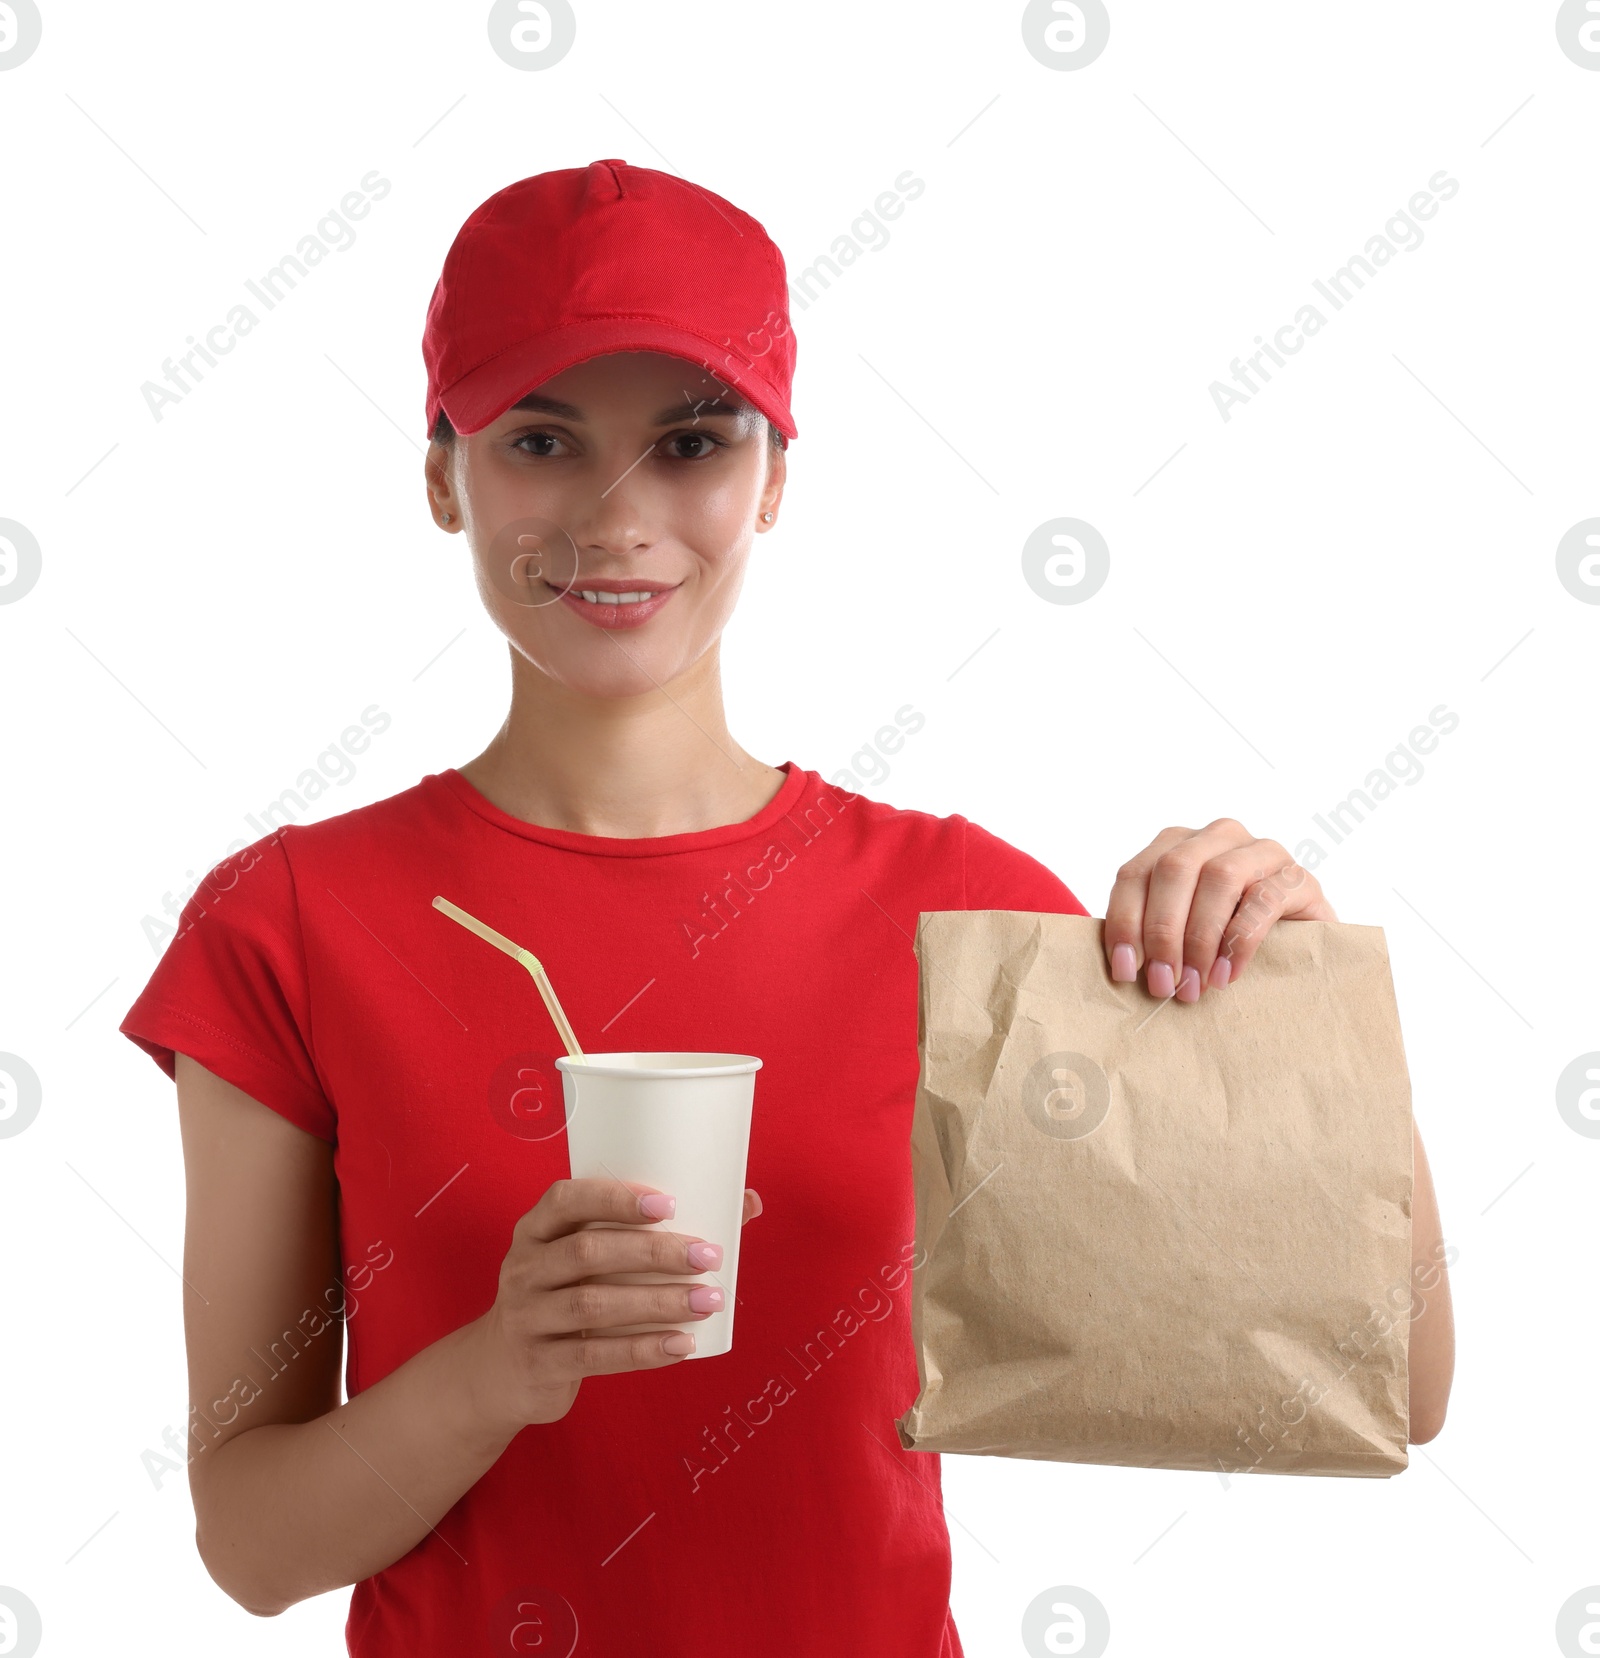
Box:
556;1052;761;1359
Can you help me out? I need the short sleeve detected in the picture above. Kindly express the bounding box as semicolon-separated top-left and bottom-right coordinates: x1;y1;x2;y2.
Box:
960;818;1090;917
120;830;337;1143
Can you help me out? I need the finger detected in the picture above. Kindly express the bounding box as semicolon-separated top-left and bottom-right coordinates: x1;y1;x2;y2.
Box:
1141;820;1254;998
1216;865;1303;982
742;1188;763;1225
518;1177;677;1245
544;1328;702;1377
539;1222;724;1290
1179;839;1294;997
1103;826;1193;983
538;1277;726;1338
1273;863;1335;923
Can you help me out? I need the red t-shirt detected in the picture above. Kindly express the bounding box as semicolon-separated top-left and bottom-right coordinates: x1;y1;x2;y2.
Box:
121;762;1087;1657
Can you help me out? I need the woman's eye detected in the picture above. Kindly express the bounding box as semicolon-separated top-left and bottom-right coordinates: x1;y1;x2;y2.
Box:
663;432;719;460
511;429;722;460
510;431;573;457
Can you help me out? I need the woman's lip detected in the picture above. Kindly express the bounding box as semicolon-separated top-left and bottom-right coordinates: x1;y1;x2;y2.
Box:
551;583;677;628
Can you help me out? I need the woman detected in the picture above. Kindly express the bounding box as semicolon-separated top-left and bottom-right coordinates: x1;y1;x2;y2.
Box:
121;159;1453;1657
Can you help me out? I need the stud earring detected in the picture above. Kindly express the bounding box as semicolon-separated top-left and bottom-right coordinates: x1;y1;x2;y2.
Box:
761;512;774;522
441;512;452;524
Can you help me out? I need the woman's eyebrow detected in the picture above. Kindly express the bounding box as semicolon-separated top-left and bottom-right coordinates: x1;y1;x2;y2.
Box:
652;396;744;424
510;392;585;419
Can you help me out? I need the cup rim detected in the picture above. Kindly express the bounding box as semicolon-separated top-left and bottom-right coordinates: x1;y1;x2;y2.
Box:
555;1052;763;1079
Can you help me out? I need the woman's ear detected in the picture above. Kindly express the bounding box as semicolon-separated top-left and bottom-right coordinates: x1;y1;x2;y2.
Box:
425;443;459;531
757;441;786;531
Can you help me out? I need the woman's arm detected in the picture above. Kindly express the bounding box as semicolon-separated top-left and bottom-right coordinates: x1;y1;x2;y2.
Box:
176;1053;520;1615
1407;1120;1454;1443
175;1054;748;1616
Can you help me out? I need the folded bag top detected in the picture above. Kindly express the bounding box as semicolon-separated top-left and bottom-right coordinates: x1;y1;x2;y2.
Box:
896;910;1413;1479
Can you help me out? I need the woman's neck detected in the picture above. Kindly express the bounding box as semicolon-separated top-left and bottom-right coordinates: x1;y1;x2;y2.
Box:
456;644;788;838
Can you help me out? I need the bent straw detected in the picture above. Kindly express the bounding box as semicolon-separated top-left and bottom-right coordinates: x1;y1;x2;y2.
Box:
432;895;585;1062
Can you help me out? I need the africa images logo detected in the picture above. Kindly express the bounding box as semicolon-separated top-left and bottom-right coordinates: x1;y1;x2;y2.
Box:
139;172;392;422
1208;171;1461;421
1022;1051;1112;1141
677;782;855;958
0;0;44;70
0;519;42;605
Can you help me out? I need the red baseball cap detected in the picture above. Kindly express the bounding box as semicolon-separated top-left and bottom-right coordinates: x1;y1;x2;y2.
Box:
422;159;798;442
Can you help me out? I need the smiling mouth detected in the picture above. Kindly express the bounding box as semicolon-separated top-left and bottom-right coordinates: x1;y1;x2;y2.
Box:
542;578;680;626
544;578;680;605
570;588;659;606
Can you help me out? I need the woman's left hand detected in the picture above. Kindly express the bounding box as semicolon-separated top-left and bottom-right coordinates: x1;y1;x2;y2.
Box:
1105;819;1337;1001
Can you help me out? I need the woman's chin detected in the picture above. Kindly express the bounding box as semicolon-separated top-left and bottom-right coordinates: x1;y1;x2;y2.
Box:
520;640;699;702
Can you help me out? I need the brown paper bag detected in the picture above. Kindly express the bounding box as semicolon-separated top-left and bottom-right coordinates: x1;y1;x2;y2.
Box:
896;911;1413;1478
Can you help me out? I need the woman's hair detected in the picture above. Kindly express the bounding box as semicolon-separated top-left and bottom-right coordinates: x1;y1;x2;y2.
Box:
429;407;787;450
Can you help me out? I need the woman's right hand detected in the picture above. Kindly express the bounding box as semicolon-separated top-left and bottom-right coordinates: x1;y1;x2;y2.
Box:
466;1177;762;1433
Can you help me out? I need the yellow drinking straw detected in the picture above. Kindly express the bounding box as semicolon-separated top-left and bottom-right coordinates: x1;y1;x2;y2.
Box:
432;895;586;1062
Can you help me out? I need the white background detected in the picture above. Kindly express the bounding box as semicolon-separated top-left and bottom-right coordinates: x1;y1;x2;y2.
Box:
2;2;1596;1654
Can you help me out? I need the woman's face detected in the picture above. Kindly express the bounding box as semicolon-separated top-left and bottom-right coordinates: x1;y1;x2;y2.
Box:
428;351;785;699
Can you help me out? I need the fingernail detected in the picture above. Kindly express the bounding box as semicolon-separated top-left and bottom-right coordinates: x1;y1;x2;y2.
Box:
1111;943;1137;982
1176;965;1201;1002
688;1286;724;1313
1209;955;1232;989
1146;960;1176;999
661;1332;695;1355
639;1193;676;1219
686;1241;723;1270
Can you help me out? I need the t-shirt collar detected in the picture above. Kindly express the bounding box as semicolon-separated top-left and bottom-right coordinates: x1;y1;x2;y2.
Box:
433;761;810;857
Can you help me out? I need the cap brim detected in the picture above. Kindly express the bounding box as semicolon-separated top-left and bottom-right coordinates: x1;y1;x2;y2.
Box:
438;317;797;441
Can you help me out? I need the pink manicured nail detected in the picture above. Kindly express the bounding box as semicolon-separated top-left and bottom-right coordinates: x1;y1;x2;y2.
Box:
688;1286;724;1313
686;1241;723;1270
1176;965;1201;1002
661;1332;696;1355
639;1193;676;1219
1111;943;1138;982
1146;960;1176;999
1209;956;1232;989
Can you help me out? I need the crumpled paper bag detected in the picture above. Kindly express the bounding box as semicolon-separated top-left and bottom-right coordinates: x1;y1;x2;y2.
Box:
896;911;1413;1477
